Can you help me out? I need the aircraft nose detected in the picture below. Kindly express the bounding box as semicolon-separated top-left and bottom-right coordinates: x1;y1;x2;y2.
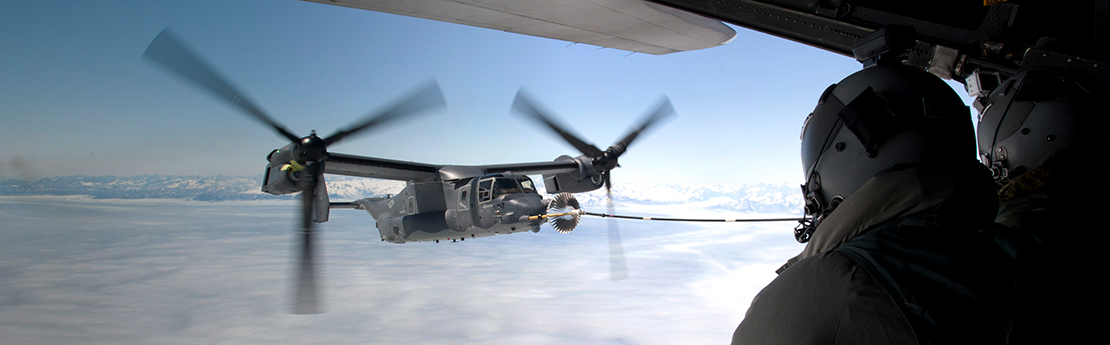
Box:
503;194;546;223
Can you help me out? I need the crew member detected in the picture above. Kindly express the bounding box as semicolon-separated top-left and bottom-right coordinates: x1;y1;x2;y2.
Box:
976;63;1105;344
733;62;1019;344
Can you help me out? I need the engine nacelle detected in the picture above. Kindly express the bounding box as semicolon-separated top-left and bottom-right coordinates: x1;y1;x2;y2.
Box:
543;173;604;194
260;142;324;195
542;155;604;194
260;162;304;195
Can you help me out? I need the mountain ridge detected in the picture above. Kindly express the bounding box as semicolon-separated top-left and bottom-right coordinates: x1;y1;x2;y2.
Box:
1;175;803;215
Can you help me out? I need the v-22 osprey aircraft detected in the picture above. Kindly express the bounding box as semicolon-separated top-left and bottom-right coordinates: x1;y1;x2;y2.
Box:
316;85;671;244
142;29;671;312
144;29;671;243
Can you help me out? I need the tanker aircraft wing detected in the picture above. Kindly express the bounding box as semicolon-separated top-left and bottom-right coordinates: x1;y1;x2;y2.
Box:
304;0;1109;108
300;0;737;55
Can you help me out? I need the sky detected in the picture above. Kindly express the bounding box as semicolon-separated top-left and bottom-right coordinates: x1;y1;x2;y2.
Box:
0;0;887;186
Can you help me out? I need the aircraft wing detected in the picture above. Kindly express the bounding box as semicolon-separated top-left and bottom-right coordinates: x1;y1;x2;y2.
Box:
325;153;441;181
477;160;582;177
302;0;1108;81
300;0;737;55
325;154;582;182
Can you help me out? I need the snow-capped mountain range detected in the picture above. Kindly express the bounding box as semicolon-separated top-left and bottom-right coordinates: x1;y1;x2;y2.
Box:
1;175;803;215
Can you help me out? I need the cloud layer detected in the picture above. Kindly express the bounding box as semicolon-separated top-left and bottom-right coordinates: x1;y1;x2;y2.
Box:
0;197;802;344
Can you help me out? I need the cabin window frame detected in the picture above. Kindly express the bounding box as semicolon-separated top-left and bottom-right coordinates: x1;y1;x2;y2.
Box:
478;178;494;203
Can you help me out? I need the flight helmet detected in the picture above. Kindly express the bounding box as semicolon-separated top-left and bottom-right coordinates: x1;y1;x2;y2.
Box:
796;64;974;242
976;68;1102;185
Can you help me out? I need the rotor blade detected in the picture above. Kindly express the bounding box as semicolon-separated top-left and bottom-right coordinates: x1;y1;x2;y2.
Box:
323;81;446;146
511;89;604;158
293;165;322;314
313;172;330;223
612;97;675;156
604;170;613;194
607;179;628;281
142;29;300;142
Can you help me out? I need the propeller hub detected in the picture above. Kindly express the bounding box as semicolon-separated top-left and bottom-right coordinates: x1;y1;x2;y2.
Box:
595;147;624;172
296;134;328;162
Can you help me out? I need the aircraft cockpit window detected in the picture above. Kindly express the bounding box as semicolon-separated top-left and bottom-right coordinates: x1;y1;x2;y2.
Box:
520;178;536;194
492;178;522;197
491;177;539;196
479;177;537;202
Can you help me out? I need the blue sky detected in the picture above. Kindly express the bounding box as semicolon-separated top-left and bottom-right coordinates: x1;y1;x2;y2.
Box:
2;0;936;186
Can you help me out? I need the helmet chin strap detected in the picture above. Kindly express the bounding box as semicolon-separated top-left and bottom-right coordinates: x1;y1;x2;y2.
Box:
795;197;843;243
796;171;824;243
795;170;844;243
794;215;819;243
983;152;1011;185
